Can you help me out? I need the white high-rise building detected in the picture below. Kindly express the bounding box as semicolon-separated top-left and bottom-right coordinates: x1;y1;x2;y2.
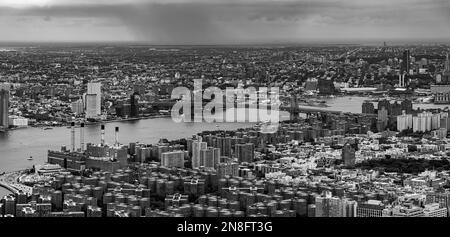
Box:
412;112;445;132
413;112;434;133
397;111;413;132
192;137;207;168
85;82;101;119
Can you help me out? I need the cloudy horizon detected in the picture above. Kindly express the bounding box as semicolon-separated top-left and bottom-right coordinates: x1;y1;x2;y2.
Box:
1;0;450;44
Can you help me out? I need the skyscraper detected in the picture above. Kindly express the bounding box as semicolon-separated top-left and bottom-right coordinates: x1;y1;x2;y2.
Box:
401;50;411;75
130;93;139;118
377;106;389;131
85;82;101;119
0;84;9;130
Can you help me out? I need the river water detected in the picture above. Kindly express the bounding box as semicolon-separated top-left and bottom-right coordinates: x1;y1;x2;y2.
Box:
0;96;443;196
0;114;266;196
0;109;290;173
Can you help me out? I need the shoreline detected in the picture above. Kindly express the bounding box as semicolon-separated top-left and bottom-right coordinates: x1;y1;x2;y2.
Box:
18;114;173;130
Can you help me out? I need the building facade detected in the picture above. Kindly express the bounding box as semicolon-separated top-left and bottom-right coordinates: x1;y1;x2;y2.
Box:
0;84;9;130
85;82;101;119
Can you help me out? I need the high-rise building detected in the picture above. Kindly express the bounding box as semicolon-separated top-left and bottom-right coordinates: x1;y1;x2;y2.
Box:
442;53;450;83
215;136;232;157
397;111;413;132
161;150;186;168
413;112;437;132
446;53;450;72
200;147;220;169
361;101;375;114
235;143;255;163
401;50;411;75
390;101;403;116
0;84;9;130
130;93;140;118
440;116;450;133
71;99;84;115
401;99;413;114
342;199;358;217
3;195;16;216
315;192;344;217
342;143;356;167
192;137;207;168
377;106;388;131
85;82;101;119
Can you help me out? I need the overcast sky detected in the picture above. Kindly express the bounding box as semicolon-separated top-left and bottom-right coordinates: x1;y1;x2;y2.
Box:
0;0;450;44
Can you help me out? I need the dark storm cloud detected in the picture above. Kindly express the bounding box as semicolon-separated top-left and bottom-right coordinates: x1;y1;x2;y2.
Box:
0;0;450;43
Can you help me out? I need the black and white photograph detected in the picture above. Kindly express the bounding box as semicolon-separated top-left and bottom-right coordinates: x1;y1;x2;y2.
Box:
1;0;450;233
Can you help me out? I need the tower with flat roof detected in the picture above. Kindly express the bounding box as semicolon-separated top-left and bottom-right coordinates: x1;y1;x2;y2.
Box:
0;84;9;130
85;82;101;119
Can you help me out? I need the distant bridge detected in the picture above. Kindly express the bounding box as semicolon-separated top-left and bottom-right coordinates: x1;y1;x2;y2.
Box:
279;105;343;115
280;94;366;120
150;96;362;121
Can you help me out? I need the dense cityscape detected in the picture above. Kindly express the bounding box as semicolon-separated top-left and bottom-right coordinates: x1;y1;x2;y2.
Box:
2;43;450;218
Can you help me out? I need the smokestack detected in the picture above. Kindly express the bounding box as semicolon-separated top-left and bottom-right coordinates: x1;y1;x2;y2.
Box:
101;124;105;146
80;123;85;151
115;127;119;146
71;122;75;152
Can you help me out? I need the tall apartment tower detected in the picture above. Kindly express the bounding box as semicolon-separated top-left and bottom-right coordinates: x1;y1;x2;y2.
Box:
130;93;139;118
445;53;449;72
192;137;208;169
402;50;411;75
443;53;450;83
0;84;10;130
85;82;102;119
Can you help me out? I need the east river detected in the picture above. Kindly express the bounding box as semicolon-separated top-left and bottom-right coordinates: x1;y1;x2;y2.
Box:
0;96;448;196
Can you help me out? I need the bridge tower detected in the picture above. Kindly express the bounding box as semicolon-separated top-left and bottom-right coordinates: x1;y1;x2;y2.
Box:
290;93;300;121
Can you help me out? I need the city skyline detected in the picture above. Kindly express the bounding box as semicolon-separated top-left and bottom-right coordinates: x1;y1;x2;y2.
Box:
0;0;450;44
4;0;450;223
